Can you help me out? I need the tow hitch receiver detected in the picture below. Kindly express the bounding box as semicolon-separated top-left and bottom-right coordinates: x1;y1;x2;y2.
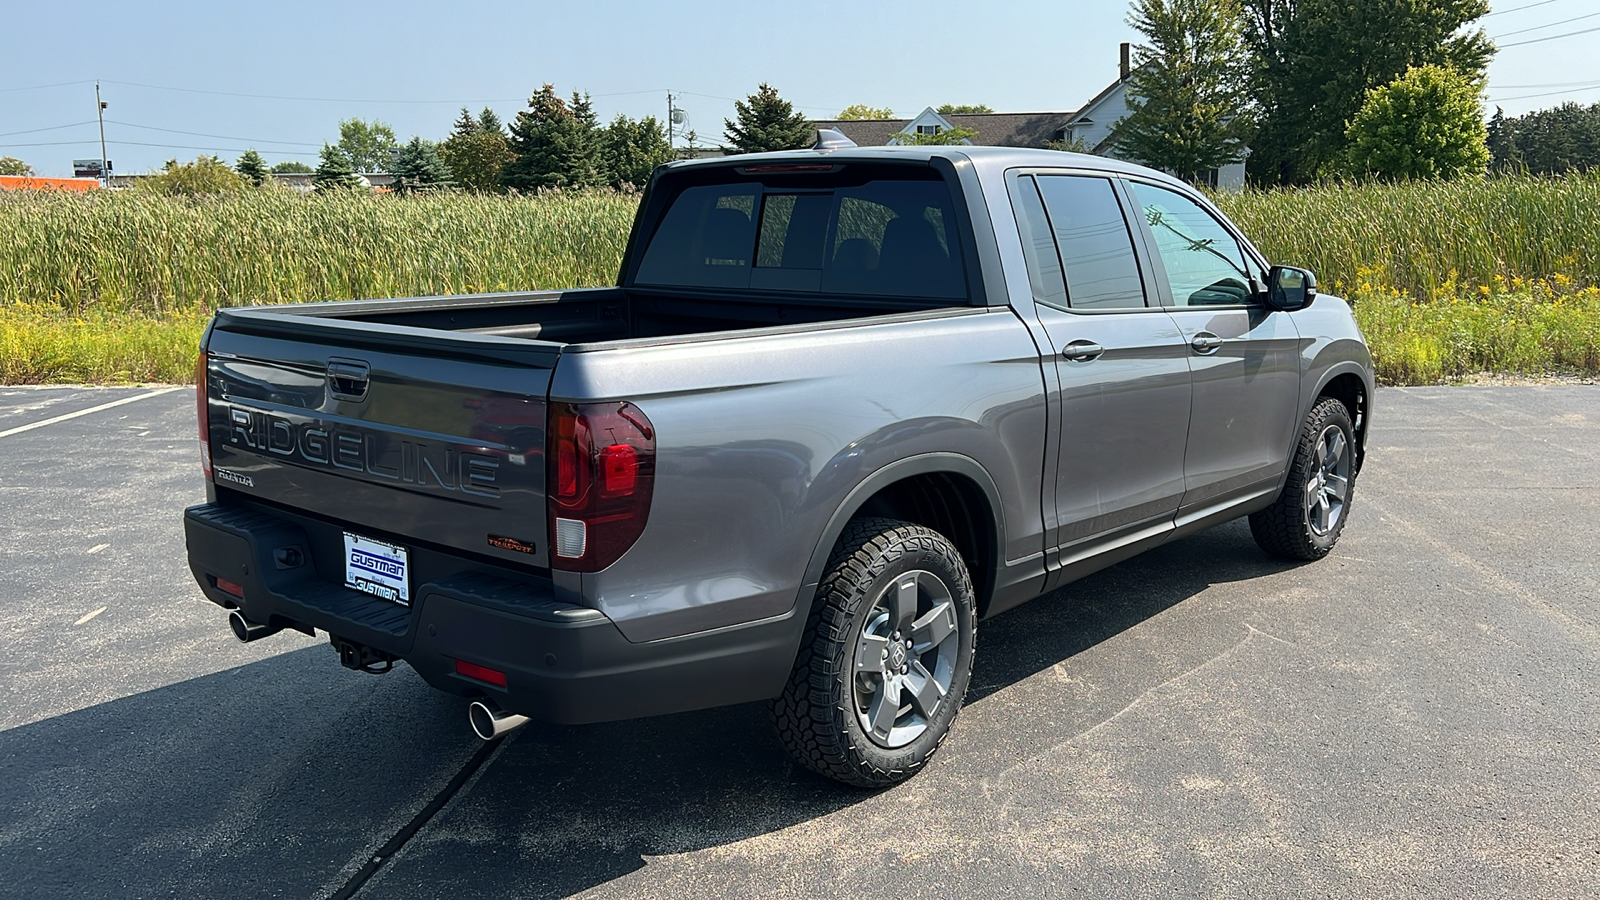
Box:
332;635;396;674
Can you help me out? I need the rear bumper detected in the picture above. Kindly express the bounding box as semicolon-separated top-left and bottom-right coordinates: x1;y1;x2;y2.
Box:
183;501;798;725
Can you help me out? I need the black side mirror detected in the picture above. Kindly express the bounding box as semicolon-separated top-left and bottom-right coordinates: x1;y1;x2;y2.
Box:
1266;265;1317;311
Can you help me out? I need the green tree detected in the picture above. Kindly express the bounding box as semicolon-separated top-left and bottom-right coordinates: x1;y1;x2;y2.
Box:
1489;102;1600;175
235;149;268;186
1241;0;1493;184
390;137;454;193
270;161;313;174
1345;65;1488;181
313;143;363;192
449;107;479;139
135;156;249;195
600;114;673;190
439;129;513;192
335;118;399;172
723;83;812;153
1485;107;1522;173
837;104;895;120
0;156;35;176
889;125;980;145
937;104;994;115
478;107;505;136
500;85;603;191
1115;0;1253;184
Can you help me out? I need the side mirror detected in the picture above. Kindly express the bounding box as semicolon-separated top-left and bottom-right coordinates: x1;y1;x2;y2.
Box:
1266;265;1317;311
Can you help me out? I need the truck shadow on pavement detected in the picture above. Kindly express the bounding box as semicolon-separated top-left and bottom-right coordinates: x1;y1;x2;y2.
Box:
0;521;1299;900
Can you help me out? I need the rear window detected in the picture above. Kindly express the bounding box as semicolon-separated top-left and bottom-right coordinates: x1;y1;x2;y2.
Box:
634;170;968;300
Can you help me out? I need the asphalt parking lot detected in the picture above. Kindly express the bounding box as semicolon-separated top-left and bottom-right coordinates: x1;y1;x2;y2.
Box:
1;384;1597;899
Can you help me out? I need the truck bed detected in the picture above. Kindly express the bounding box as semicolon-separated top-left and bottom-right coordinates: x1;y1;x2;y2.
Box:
225;285;960;350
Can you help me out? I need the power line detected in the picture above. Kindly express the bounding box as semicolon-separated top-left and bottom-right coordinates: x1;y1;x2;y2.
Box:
1489;84;1600;101
1494;10;1600;38
0;138;318;156
0;120;97;138
1493;79;1600;88
104;119;322;147
0;79;95;94
1499;23;1600;46
1485;0;1563;16
100;79;529;105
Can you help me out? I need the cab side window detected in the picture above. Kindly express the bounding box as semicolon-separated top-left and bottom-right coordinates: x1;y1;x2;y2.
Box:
1034;175;1147;310
1128;182;1254;307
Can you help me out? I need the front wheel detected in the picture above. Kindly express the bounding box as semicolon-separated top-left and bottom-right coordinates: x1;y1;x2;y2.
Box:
770;518;976;788
1250;397;1357;560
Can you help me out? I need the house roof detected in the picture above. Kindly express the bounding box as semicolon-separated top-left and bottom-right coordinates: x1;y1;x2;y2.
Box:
812;110;1077;149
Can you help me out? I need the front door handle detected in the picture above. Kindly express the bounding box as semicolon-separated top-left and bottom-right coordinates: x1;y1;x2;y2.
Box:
1061;340;1105;362
1190;333;1223;354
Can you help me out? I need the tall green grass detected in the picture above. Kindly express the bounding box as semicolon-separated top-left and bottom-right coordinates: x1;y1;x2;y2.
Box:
1213;172;1600;299
3;176;1600;384
0;188;638;315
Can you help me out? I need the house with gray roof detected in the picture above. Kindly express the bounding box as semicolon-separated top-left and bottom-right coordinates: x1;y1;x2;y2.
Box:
812;43;1247;189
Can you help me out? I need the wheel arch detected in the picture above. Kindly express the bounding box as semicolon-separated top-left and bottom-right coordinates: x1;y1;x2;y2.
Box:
1312;366;1371;473
796;454;1004;620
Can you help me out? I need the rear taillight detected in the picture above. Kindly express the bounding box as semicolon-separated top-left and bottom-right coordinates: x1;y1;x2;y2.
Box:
196;352;212;481
547;401;655;572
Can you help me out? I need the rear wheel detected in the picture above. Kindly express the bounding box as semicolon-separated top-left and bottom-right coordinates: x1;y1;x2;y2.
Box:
1250;397;1357;560
771;517;976;788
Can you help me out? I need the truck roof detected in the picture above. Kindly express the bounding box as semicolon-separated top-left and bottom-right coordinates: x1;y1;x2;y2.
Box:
661;144;1189;188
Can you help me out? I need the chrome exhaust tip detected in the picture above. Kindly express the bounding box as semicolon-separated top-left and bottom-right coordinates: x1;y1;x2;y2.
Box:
228;610;282;643
468;699;529;741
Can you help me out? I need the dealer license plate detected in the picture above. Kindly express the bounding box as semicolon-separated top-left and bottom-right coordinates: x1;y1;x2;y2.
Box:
343;532;410;605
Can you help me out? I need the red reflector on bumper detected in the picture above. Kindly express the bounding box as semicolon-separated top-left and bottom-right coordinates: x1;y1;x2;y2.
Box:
455;659;508;687
214;577;244;599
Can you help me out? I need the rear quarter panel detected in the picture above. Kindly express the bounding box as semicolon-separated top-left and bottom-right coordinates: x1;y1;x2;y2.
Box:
553;308;1047;642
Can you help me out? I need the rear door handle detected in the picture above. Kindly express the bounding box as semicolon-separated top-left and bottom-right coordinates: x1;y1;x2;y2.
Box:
1060;340;1104;362
1190;333;1223;354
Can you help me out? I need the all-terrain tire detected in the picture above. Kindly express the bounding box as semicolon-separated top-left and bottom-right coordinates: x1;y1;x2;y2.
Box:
770;517;976;788
1250;397;1358;560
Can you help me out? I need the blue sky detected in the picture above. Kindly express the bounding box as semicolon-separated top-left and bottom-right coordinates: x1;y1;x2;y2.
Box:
2;0;1597;177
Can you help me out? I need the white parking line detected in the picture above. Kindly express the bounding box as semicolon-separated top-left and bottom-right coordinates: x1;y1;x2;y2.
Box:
74;607;108;626
0;388;181;439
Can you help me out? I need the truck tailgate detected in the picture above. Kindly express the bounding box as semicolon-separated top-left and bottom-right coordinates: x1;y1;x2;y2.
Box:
202;309;556;570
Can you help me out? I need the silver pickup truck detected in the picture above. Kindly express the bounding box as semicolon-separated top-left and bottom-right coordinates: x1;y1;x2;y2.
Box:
185;144;1373;787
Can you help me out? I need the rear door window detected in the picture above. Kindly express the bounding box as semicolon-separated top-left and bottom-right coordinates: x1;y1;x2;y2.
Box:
1034;175;1147;310
635;173;967;300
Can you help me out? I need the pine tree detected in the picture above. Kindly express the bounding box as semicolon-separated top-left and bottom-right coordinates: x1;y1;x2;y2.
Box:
451;107;480;139
390;137;455;193
1485;108;1522;173
313;143;362;192
500;84;602;191
235;149;268;186
477;107;505;137
723;84;813;154
1115;0;1253;184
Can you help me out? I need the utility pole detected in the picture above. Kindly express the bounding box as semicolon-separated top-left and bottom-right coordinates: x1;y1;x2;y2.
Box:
95;82;109;187
666;92;676;151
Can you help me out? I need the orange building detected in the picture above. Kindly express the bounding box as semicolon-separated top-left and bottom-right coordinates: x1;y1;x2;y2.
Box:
0;175;101;192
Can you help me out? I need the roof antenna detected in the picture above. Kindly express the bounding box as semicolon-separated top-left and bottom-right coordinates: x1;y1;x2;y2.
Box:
813;127;857;151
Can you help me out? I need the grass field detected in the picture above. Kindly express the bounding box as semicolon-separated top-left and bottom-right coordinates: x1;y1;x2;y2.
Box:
3;174;1598;385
